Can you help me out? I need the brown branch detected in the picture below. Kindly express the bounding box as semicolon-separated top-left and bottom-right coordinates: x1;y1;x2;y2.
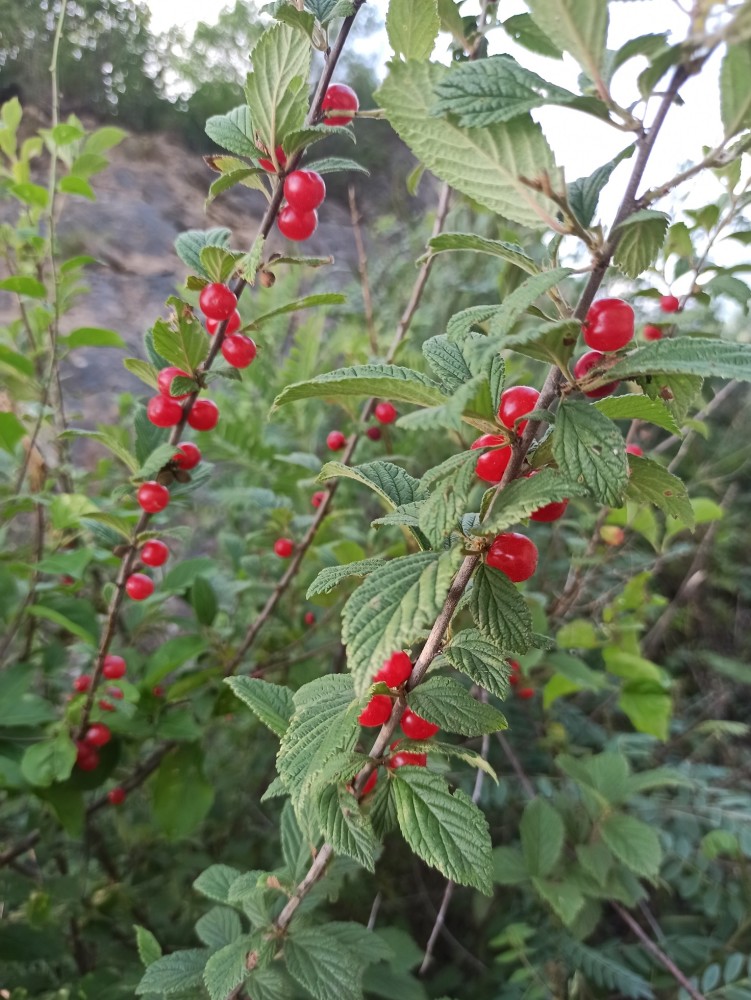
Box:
611;903;706;1000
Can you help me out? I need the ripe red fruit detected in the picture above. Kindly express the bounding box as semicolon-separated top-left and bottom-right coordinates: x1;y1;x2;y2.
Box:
221;334;257;369
361;770;378;796
626;444;643;457
358;694;392;727
366;426;382;441
284;170;326;212
583;298;635;352
85;722;112;748
188;399;219;431
152;685;165;698
73;674;92;693
517;687;535;700
126;573;154;601
206;311;241;336
274;538;294;558
375;651;413;688
304;611;316;626
508;659;521;687
400;709;439;740
75;741;99;771
173;442;201;470
98;699;116;712
311;491;327;508
278;206;318;241
103;655;126;680
327;430;346;451
257;145;287;172
60;574;75;585
322;83;359;125
147;395;183;428
498;386;540;434
573;350;618;399
486;532;538;583
137;481;170;513
660;294;680;313
157;366;191;400
108;787;126;806
199;283;237;321
525;471;568;523
374;401;398;424
644;324;663;341
387;751;427;769
475;446;512;484
107;686;124;699
141;539;169;567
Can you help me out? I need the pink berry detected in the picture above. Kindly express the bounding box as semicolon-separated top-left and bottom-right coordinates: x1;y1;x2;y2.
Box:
147;395;183;428
221;334;257;369
199;283;237;321
475;446;512;484
84;722;111;748
525;471;568;523
374;401;397;424
361;770;378;796
125;573;154;601
583;298;634;352
486;532;538;583
304;611;315;626
517;687;535;700
374;651;412;688
108;787;126;806
173;442;201;470
152;685;165;698
206;311;241;336
103;655;126;680
322;83;359;126
573;351;618;399
358;694;392;727
284;170;326;212
157;367;191;400
141;540;169;567
311;491;327;508
187;399;219;431
107;687;124;700
73;674;92;693
137;481;170;513
327;430;346;451
644;324;663;341
366;426;382;441
278;206;318;242
660;294;680;313
274;538;294;558
400;709;439;740
498;386;540;434
75;741;99;771
387;750;426;769
98;699;116;712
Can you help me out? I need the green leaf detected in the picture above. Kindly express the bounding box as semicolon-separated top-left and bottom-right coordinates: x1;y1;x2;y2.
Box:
195;907;242;950
60;428;138;474
418;451;476;546
135;949;209;995
553;401;628;507
468;564;534;654
721;42;751;137
489;267;572;338
225;677;294;738
245;24;311;151
194;865;242;904
422;232;538;274
152;745;214;840
377;60;559;229
205;105;257;157
248;292;346;329
84;125;127;155
422;336;473;392
175;227;232;277
135;925;162;967
285;924;365;1000
442;629;512;699
619;682;672;741
123;358;159;390
59;175;95;200
626;454;694;526
606;338;751;383
203;937;251;1000
576;843;613;886
408;677;507;736
27;604;97;645
502;12;564;58
0;412;25;454
562;939;654;1000
527;0;608;83
318;784;379;871
306;556;389;598
0;275;46;297
191;576;217;627
342;550;461;694
21;734;76;788
594;393;681;434
599;812;662;879
304;156;370;176
318;460;426;510
614;209;669;278
532;878;585;926
152;313;209;375
520;798;564;877
404;739;498;782
493;846;529;884
568;145;635;227
387;0;439;60
392;767;493;893
473;469;583;536
432;55;580;128
271;363;447;413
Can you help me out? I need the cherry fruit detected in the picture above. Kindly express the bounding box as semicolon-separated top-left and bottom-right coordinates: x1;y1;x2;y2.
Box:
525;471;568;523
361;770;378;796
75;742;99;771
188;399;219;431
85;722;111;748
221;334;257;369
73;674;92;693
311;491;327;508
322;84;359;125
498;386;540;434
126;573;154;601
358;694;392;727
644;324;663;341
475;445;511;484
626;444;643;457
174;442;201;470
517;687;535;700
274;538;294;558
257;145;287;172
99;699;116;712
327;430;346;451
508;660;521;687
103;655;126;680
375;651;412;688
108;787;126;806
141;540;169;567
137;481;170;513
573;351;618;399
400;709;439;740
486;532;538;583
284;170;326;212
387;750;427;769
660;294;680;313
199;283;237;321
366;426;382;441
207;311;241;336
278;206;318;242
304;611;316;626
583;298;634;352
157;366;191;399
147;395;182;428
374;401;397;424
107;687;124;700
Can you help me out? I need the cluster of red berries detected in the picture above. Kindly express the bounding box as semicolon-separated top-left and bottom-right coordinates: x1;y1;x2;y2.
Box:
72;653;128;712
326;399;397;453
75;728;127;806
127;496;180;600
508;659;534;700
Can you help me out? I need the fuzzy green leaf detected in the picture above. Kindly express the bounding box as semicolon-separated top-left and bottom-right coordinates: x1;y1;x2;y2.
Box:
407;676;507;736
614;209;669;278
318;784;379;871
520;798;565;877
387;0;439;60
174;227;232;277
626;454;694;526
527;0;608;82
135;925;162;967
599;812;662;879
152;313;209;375
195;907;242;950
469;564;534;654
205;106;257;157
245;24;311;151
553;401;628;507
442;629;512;699
272;364;447;413
135;949;209;995
203;937;252;1000
306;556;389;598
594;393;681;435
124;358;159;390
418;451;476;545
422;335;474;392
721;42;751;137
473;469;583;536
285;923;380;1000
567;145;634;227
605;338;751;383
422;232;538;274
318;460;427;510
225;677;295;737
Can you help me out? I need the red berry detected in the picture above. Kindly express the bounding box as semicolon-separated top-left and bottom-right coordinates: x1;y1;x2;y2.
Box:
374;401;397;424
486;532;538;583
73;674;92;693
517;687;535;700
141;540;169;567
583;298;634;352
152;685;165;698
188;399;219;431
400;709;439;740
322;83;359;126
98;699;116;712
327;430;346;451
361;770;378;796
366;426;382;441
60;574;75;585
84;722;111;748
274;538;294;558
304;611;316;626
508;659;521;687
278;206;318;242
147;395;183;428
173;442;201;470
375;651;413;688
525;471;568;523
157;366;191;400
126;573;154;601
103;655;126;680
199;283;237;321
387;751;427;769
358;694;392;727
257;145;287;172
206;311;242;336
137;481;170;513
221;334;257;369
660;294;680;313
75;741;99;771
498;386;540;434
311;490;327;508
107;687;124;699
108;787;126;806
573;351;618;399
475;446;512;484
644;324;663;341
626;444;643;457
284;170;326;212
